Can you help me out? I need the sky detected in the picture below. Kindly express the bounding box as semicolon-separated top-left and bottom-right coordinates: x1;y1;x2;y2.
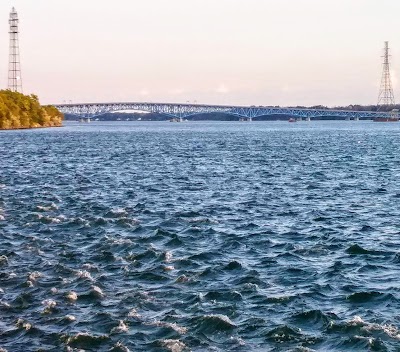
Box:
1;0;400;106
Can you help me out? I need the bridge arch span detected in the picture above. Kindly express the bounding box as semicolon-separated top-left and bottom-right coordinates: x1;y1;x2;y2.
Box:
54;102;389;120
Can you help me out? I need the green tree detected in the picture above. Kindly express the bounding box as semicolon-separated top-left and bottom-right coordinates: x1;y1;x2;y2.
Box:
0;90;63;130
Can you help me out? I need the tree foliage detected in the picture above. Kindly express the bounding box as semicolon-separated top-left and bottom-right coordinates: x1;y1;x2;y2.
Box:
0;90;63;129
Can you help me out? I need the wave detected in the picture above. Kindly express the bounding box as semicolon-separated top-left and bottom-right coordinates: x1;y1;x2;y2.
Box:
64;332;109;349
203;290;243;302
291;309;338;327
346;244;387;256
327;315;400;349
223;260;243;271
265;325;319;344
347;291;395;303
194;314;236;334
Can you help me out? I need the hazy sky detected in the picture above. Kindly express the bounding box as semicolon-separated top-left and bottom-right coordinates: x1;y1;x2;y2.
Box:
1;0;400;106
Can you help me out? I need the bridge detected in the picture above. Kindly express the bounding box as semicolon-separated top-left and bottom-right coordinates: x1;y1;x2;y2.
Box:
54;102;392;121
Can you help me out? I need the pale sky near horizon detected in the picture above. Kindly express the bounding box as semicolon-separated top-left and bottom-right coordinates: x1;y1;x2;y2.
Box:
1;0;400;106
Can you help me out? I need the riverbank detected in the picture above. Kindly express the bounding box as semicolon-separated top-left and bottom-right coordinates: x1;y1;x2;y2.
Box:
0;90;63;130
0;124;63;131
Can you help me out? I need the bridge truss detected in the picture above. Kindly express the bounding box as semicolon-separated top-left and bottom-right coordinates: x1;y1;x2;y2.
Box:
54;102;390;120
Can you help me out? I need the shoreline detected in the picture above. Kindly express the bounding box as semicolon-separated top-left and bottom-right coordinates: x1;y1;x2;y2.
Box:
0;125;63;131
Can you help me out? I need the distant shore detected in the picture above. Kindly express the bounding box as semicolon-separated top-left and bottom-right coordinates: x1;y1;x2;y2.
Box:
64;114;377;122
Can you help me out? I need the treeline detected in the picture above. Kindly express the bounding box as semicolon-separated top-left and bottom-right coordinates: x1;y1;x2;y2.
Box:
0;90;63;130
291;104;399;112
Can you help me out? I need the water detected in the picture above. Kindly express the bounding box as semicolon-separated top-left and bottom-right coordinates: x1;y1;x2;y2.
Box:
1;120;400;351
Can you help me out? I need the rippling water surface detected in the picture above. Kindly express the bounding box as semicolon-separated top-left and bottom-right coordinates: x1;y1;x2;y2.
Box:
1;121;400;351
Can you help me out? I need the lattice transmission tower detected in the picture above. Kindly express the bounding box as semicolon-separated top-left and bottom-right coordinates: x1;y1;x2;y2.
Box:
377;41;395;109
8;7;22;93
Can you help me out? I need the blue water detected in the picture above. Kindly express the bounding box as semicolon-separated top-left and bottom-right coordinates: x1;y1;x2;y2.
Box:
1;120;400;351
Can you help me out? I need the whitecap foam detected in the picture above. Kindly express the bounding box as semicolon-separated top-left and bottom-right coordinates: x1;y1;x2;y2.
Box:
49;217;61;224
243;283;259;291
16;318;32;331
110;208;128;216
65;332;108;347
204;314;236;327
36;214;61;223
161;339;186;352
66;291;78;301
65;315;76;322
91;285;104;297
66;332;93;344
42;299;57;308
111;237;133;245
175;275;190;283
76;270;93;281
111;320;129;333
82;263;98;270
0;255;8;265
0;300;10;308
229;336;245;346
348;315;400;340
36;203;58;212
112;342;130;352
28;271;42;282
189;217;219;224
127;309;141;318
148;321;187;335
365;321;400;339
165;251;173;263
72;217;90;227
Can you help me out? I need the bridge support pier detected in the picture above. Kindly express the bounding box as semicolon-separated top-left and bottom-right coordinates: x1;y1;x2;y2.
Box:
169;117;183;122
